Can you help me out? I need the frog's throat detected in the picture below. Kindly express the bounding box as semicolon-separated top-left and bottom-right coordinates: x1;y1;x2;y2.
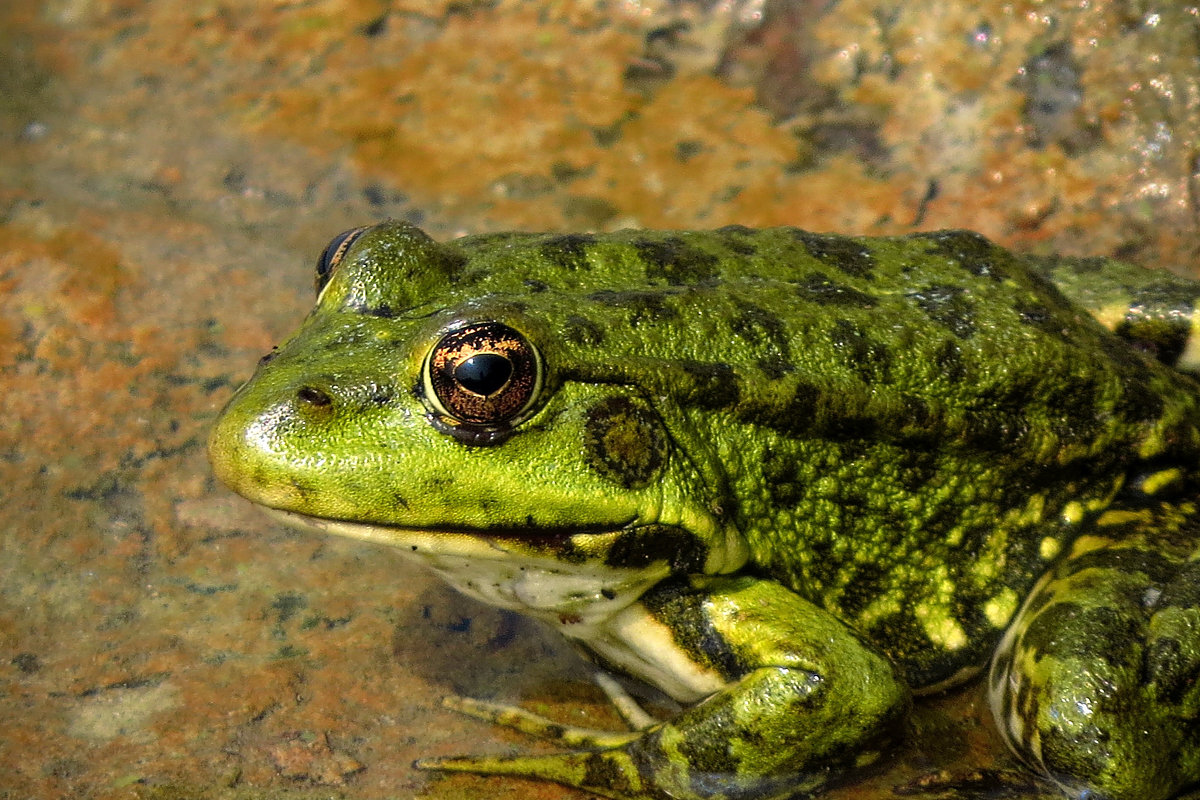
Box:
261;508;746;630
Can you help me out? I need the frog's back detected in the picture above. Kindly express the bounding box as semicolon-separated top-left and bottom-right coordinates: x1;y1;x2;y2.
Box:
457;227;1200;681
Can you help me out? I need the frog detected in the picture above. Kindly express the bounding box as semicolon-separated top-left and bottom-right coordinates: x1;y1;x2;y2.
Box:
208;220;1200;800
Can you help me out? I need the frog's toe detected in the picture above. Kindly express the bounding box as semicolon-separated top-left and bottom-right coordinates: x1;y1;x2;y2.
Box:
418;742;819;800
438;694;640;748
418;747;654;800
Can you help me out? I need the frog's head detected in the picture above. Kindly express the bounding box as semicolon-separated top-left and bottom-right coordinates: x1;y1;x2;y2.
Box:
209;222;748;620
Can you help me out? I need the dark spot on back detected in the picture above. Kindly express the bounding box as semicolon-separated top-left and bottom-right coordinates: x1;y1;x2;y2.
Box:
564;314;605;346
795;272;877;308
635;236;721;286
779;379;821;434
731;300;793;377
588;289;678;327
906;284;977;339
436;249;471;284
829;319;892;382
715;225;759;256
791;230;875;279
913;230;1007;280
541;233;597;271
1015;301;1060;334
677;361;741;408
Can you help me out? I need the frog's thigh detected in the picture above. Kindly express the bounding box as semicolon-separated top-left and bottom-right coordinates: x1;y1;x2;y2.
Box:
611;576;910;799
989;537;1200;800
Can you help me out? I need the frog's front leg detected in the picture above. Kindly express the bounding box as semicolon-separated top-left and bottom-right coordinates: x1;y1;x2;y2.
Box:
989;529;1200;800
423;575;911;800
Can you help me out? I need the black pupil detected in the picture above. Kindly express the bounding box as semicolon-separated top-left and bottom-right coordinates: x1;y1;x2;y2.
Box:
454;353;513;396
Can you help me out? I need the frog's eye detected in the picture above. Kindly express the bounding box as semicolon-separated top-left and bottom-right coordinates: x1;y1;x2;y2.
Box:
423;322;543;428
315;226;369;294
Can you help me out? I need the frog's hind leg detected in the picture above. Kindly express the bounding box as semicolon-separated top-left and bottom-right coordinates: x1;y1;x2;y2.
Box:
988;522;1200;800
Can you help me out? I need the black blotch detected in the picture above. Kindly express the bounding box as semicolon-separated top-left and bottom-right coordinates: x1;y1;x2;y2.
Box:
433;249;470;285
564;314;606;346
777;379;822;435
1041;376;1101;441
635;236;721;286
990;646;1015;693
588;289;678;327
584;396;669;488
762;450;803;507
829;319;892;382
672;697;749;780
641;578;750;680
715;224;759;256
541;233;597;271
1015;302;1059;334
583;752;632;795
912;230;1007;280
906;284;977;339
731;300;793;378
605;525;707;574
791;230;875;279
523;278;550;293
795;272;877;308
677;361;741;409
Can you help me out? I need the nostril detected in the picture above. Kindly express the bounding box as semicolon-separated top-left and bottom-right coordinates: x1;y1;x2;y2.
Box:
297;386;333;407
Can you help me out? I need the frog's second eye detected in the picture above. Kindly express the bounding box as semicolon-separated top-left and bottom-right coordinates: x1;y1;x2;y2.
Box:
423;322;543;428
315;226;369;294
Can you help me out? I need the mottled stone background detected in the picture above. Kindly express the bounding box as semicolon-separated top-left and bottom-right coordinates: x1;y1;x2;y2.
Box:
2;1;1198;799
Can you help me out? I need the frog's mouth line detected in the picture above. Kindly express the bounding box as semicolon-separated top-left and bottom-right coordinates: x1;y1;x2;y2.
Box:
263;507;640;554
262;507;677;621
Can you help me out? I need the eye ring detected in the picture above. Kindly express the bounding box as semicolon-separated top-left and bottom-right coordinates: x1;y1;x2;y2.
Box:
423;322;543;428
315;226;369;294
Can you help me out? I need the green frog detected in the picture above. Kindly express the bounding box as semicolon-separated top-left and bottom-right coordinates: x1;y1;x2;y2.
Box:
208;221;1200;800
